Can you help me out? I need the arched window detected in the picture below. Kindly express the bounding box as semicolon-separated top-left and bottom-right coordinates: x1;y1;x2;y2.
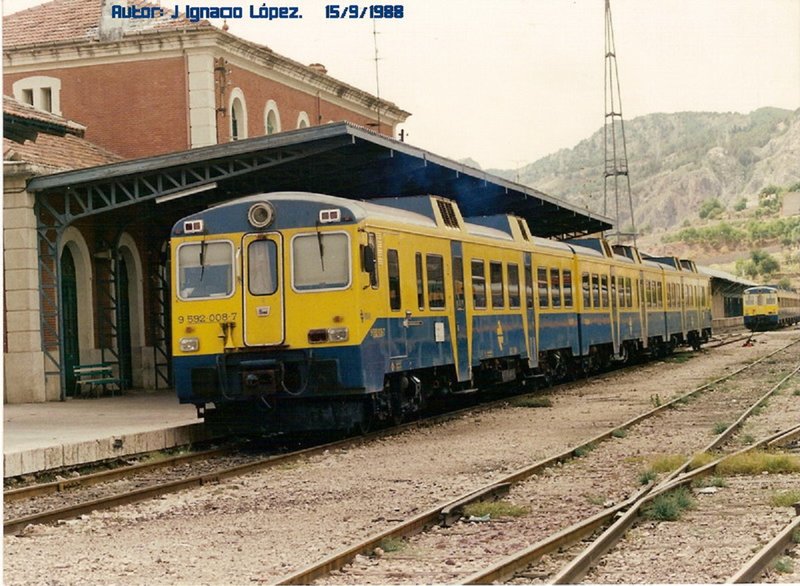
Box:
296;111;310;129
264;100;281;135
229;88;247;141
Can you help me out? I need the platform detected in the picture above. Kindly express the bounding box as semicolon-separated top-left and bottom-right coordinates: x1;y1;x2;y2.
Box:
3;389;213;478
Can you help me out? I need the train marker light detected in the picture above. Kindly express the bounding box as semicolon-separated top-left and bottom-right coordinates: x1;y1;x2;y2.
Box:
179;337;200;352
184;220;204;234
319;208;341;223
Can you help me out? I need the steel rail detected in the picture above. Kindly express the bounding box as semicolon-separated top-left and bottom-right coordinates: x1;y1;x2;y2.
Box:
277;337;800;585
2;375;588;535
463;422;800;586
727;515;800;583
4;445;235;502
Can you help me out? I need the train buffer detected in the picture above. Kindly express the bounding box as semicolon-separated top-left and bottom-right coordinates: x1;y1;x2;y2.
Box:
73;363;122;398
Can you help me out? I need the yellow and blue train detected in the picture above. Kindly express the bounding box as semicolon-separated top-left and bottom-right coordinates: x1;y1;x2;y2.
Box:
170;192;712;432
743;285;800;330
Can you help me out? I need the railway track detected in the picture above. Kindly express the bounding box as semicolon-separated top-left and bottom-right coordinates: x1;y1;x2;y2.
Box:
5;335;728;537
275;337;800;585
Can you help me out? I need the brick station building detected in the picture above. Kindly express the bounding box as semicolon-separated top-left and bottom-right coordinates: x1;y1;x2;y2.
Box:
3;0;410;403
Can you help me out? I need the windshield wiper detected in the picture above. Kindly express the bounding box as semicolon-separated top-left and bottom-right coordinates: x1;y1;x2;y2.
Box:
316;222;325;271
199;239;207;281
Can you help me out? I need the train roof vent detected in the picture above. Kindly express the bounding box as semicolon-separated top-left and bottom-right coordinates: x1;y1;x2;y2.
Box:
436;199;461;229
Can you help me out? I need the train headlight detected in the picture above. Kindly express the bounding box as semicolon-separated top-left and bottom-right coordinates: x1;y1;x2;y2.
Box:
327;327;349;342
179;337;200;352
307;328;349;344
248;202;275;229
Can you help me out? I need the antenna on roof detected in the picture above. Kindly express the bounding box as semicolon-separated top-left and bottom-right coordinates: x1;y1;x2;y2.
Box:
372;19;382;133
603;0;637;246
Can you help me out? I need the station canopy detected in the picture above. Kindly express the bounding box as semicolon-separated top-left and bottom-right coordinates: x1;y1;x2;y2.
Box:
28;122;612;239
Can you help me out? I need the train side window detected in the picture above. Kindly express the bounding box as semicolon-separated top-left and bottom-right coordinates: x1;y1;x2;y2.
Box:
472;260;487;309
537;267;549;308
507;263;521;308
247;239;278;295
453;257;466;310
525;265;534;309
427;254;446;309
591;274;600;308
550;268;562;308
490;261;505;308
387;249;401;311
600;275;609;308
657;282;663;307
625;277;633;308
563;269;573;308
582;272;591;307
415;253;425;310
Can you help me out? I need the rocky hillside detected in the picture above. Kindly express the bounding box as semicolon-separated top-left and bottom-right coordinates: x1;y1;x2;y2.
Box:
491;108;800;231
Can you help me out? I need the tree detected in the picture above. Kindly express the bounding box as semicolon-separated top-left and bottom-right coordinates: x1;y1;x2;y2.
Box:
699;197;725;219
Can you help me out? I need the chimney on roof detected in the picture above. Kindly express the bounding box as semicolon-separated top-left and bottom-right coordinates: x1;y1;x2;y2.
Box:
308;63;328;75
99;0;126;41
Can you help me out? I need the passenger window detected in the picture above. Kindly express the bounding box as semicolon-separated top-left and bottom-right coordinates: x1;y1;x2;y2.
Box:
538;267;549;308
600;275;609;308
427;254;445;309
507;264;521;308
471;260;487;309
625;278;632;308
453;257;465;310
563;269;573;308
550;268;562;308
525;265;534;309
592;274;600;308
490;261;504;308
657;282;663;307
387;249;401;311
415;253;425;309
582;272;591;307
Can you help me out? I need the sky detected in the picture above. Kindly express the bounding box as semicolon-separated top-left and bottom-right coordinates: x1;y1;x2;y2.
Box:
3;0;800;169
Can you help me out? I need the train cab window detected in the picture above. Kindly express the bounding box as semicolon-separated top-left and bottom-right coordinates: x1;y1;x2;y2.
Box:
387;249;401;311
525;265;534;309
600;275;609;308
416;253;425;309
247;239;278;295
507;264;521;308
550;268;562;308
292;232;350;291
563;269;573;308
538;267;549;308
427;254;446;309
362;233;379;288
453;257;466;310
490;261;505;308
471;260;487;309
177;241;234;299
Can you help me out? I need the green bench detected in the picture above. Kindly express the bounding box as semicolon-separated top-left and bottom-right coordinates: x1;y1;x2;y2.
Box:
73;363;122;398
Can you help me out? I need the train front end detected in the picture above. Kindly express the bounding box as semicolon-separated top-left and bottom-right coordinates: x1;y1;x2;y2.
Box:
170;193;380;432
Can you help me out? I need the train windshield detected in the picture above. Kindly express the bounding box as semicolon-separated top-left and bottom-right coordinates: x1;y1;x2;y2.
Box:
177;241;234;299
292;232;350;291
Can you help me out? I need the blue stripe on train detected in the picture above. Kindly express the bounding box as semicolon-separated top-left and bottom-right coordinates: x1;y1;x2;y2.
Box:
470;314;528;365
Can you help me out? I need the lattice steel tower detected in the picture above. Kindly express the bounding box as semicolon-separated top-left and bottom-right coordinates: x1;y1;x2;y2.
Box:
603;0;637;245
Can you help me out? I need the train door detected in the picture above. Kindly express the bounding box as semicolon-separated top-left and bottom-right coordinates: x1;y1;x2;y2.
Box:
450;242;470;381
242;233;285;346
638;272;648;348
610;271;620;355
523;253;537;368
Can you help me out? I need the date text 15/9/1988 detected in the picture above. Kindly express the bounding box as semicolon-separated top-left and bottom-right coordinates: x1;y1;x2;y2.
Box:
325;4;404;19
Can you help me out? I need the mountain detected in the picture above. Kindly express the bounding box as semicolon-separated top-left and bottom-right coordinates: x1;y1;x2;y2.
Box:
491;108;800;231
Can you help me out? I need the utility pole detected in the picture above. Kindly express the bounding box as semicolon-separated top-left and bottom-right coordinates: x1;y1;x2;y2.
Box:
603;0;637;245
